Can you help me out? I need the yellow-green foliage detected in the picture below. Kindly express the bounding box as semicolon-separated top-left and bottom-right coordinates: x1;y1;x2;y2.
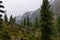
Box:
0;21;57;40
1;22;41;40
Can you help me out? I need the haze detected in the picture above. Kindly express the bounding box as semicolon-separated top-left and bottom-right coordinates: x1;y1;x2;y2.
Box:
2;0;54;17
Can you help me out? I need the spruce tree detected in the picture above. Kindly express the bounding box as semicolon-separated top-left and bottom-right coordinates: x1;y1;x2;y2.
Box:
29;22;32;27
56;16;60;40
35;17;38;28
27;17;29;27
0;1;5;28
13;17;16;24
4;13;8;22
23;18;26;26
40;0;53;40
9;15;13;24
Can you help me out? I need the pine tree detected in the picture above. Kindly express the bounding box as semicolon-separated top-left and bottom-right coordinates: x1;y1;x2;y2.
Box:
0;1;5;28
40;0;53;40
27;17;29;27
4;13;8;22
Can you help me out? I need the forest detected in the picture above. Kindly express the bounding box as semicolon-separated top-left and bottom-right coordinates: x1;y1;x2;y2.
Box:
0;0;59;40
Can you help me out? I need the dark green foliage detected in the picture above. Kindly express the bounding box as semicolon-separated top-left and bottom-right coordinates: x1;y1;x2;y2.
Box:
40;0;53;40
0;14;3;28
10;15;13;24
56;16;60;40
35;17;38;28
13;17;16;24
27;17;29;27
2;31;11;40
29;22;32;27
9;15;15;24
4;13;8;22
23;18;26;26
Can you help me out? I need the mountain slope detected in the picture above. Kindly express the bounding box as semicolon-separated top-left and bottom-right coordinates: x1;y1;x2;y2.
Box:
16;0;58;24
16;8;40;24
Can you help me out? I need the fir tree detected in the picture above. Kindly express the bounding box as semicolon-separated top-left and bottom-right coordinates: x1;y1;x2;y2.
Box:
40;0;53;40
4;13;8;22
35;17;38;28
13;17;16;24
23;18;26;26
56;16;60;40
9;15;13;24
27;17;29;27
29;22;32;27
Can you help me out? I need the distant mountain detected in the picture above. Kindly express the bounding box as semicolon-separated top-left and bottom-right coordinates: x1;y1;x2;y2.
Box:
16;15;22;24
16;0;60;24
16;11;32;24
29;8;40;22
16;15;22;20
51;0;60;16
16;8;40;24
21;11;31;20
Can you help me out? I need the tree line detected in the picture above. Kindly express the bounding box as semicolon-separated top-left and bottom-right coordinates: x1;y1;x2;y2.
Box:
20;0;60;40
0;0;60;40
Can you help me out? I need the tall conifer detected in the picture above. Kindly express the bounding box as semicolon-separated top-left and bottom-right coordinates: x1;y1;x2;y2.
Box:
23;18;26;26
9;15;13;24
4;13;8;22
40;0;53;40
27;17;29;27
56;16;60;40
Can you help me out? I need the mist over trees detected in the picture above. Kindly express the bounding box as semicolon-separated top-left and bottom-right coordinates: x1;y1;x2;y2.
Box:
0;0;59;40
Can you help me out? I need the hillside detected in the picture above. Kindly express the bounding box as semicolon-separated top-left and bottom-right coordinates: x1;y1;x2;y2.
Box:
1;22;41;40
16;8;40;24
0;0;59;40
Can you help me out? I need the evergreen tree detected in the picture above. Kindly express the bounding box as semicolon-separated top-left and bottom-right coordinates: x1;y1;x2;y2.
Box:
35;17;38;28
4;13;8;22
29;22;32;27
13;17;16;24
27;17;29;27
40;0;53;40
2;31;11;40
10;15;16;24
56;16;60;40
9;15;13;24
0;1;5;28
23;18;26;26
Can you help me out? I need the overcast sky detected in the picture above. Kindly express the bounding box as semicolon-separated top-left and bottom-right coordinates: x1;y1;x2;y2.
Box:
2;0;42;17
2;0;54;17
